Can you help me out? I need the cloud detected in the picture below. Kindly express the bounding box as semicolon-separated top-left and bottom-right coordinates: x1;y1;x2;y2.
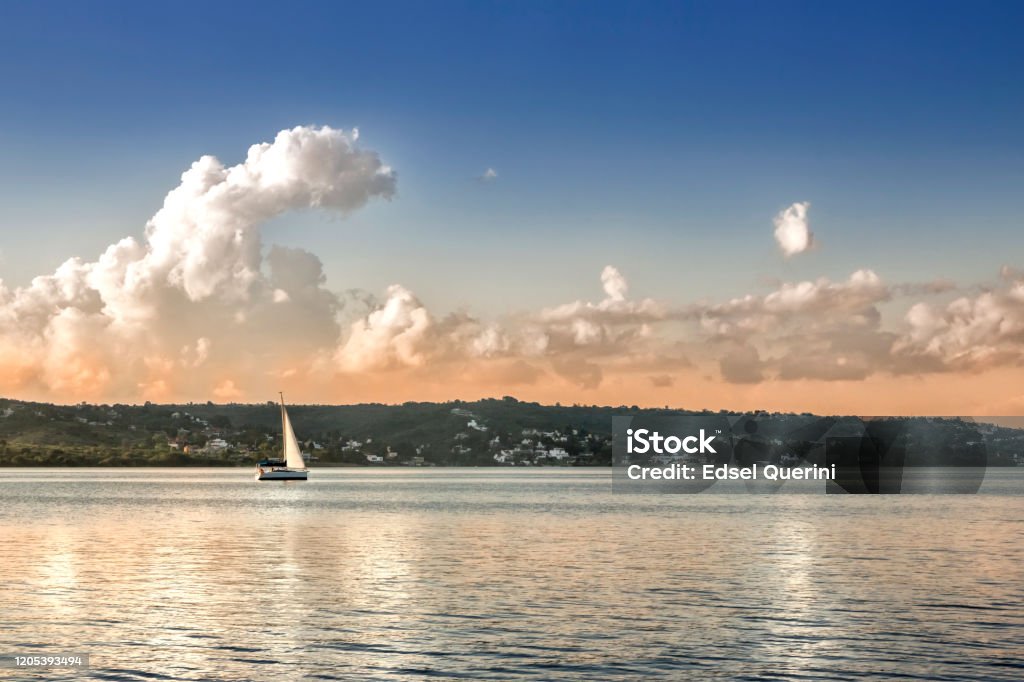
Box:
181;337;211;367
719;344;764;384
551;355;603;389
479;168;498;181
693;269;979;383
697;270;901;383
0;125;395;400
774;327;896;381
773;201;814;256
336;285;434;371
2;124;1021;406
213;379;243;401
540;267;663;327
139;125;394;304
601;265;628;301
699;269;889;340
649;374;674;388
893;274;1024;370
333;266;670;391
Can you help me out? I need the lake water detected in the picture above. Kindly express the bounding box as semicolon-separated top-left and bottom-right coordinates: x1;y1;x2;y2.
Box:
1;468;1022;680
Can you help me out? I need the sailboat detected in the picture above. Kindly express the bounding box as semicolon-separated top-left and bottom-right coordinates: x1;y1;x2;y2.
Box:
255;394;309;481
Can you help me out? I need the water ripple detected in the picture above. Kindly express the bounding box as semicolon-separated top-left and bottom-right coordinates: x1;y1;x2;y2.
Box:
0;467;1021;680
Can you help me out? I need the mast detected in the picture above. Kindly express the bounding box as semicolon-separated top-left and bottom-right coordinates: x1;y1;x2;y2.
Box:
278;392;307;469
280;392;286;460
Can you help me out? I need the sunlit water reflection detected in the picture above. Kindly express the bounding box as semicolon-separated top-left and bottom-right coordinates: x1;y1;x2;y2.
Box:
1;468;1022;680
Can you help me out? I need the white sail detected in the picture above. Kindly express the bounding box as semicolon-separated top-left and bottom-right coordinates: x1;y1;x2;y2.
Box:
281;404;306;469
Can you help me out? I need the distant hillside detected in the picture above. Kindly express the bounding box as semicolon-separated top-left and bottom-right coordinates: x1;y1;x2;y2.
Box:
0;396;677;467
0;397;1021;467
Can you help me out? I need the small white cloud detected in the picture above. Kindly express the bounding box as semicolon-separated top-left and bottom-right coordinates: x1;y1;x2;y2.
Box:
773;201;814;257
600;265;628;301
480;168;498;181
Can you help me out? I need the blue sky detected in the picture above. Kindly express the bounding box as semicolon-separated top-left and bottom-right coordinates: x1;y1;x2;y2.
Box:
0;0;1022;314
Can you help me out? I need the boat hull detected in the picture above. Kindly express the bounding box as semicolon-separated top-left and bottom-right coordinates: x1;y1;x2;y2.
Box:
256;468;308;481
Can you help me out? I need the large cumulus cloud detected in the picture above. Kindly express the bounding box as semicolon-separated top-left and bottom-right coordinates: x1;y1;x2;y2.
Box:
0;125;395;399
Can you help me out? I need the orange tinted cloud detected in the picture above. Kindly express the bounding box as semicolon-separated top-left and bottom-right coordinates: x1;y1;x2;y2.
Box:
1;126;1022;415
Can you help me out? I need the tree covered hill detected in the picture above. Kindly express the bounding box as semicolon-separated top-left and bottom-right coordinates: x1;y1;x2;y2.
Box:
0;396;1021;467
0;396;679;467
